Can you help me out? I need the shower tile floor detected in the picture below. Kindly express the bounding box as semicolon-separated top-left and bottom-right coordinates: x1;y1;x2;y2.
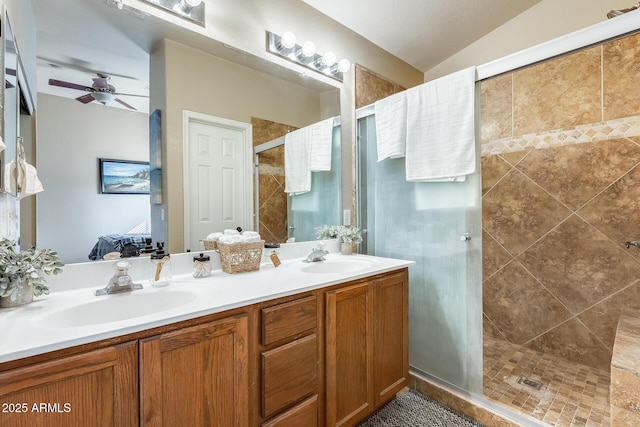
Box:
483;337;610;426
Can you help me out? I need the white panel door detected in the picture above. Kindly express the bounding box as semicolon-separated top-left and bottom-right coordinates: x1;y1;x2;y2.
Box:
186;120;247;251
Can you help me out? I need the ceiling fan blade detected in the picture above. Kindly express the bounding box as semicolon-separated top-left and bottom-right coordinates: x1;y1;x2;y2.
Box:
76;94;95;104
115;98;137;111
92;77;110;89
113;92;148;98
49;78;92;92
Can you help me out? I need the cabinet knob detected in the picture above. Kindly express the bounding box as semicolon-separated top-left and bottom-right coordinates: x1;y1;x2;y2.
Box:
460;233;471;242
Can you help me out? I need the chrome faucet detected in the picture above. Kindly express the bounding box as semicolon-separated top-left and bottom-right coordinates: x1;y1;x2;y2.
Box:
95;260;143;296
626;241;640;249
303;243;329;263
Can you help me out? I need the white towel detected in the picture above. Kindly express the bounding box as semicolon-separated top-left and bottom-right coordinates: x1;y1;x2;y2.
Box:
375;91;407;161
4;159;44;199
218;235;242;244
206;232;223;241
405;66;477;182
223;229;240;235
308;117;334;171
284;128;311;194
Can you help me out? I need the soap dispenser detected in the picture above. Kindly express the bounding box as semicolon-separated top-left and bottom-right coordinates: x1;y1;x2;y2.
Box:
150;241;171;287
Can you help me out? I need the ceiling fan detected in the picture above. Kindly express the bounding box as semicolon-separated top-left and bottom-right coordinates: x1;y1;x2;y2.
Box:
48;73;148;111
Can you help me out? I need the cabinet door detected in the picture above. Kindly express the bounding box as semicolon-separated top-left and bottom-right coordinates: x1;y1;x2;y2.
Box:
0;341;138;427
326;282;374;427
140;314;249;427
374;271;409;406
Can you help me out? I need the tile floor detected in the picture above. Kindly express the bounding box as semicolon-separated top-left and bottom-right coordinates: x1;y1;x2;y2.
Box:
483;337;610;426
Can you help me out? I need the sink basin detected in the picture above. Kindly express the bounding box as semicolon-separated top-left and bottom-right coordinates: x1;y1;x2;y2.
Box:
35;290;198;328
301;258;375;274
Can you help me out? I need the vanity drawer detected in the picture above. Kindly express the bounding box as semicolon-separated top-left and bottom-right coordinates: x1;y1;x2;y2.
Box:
261;395;318;427
262;334;317;418
261;295;317;346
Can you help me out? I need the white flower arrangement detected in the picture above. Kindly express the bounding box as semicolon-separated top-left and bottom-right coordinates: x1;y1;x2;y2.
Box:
316;225;363;245
338;226;363;245
315;225;341;240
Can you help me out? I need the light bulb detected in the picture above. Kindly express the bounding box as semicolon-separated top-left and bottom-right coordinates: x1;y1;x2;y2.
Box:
281;32;297;49
301;41;316;57
322;51;336;67
337;59;351;73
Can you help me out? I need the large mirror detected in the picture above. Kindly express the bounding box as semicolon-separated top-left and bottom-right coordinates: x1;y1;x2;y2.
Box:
29;0;342;263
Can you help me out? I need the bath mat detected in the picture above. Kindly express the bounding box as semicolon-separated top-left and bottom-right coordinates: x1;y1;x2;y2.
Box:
358;389;485;427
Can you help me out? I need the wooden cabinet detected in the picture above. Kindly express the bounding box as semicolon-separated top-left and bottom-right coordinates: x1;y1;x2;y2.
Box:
0;341;138;427
325;271;409;427
140;314;249;427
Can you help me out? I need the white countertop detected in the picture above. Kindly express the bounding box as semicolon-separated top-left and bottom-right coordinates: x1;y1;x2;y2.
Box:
0;253;413;364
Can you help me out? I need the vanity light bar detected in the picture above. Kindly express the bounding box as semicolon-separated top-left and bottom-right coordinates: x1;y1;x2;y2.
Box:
266;31;350;82
137;0;205;26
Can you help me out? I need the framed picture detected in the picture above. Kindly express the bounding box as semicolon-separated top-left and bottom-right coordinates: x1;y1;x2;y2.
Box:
99;158;150;195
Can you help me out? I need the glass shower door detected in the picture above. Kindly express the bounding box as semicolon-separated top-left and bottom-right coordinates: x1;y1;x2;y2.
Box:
357;114;483;393
287;125;341;242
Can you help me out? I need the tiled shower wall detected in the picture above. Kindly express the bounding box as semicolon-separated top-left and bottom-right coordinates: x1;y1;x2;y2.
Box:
251;117;297;243
355;64;406;109
480;32;640;371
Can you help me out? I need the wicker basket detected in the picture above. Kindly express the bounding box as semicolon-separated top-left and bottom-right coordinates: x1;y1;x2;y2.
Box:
203;240;218;251
217;240;264;274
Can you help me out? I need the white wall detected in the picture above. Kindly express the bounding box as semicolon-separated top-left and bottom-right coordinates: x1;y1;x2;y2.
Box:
425;0;634;80
36;93;149;264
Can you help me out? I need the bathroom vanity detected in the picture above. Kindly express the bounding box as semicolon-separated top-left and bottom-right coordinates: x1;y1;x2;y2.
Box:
0;253;412;427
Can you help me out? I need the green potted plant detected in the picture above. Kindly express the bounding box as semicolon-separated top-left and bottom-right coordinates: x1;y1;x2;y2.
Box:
0;238;64;308
337;226;363;255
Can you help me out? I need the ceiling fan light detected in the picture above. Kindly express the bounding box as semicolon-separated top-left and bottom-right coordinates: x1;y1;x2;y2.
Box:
92;92;116;105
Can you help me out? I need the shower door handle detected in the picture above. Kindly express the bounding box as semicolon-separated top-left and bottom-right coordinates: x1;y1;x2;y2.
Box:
460;233;471;242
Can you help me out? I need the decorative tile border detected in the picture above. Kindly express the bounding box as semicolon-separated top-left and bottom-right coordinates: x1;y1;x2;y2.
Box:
482;115;640;156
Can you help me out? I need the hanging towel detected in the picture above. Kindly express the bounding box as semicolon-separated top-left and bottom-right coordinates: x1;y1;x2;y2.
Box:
4;159;44;199
308;117;334;171
375;90;407;161
405;66;477;182
284;127;311;194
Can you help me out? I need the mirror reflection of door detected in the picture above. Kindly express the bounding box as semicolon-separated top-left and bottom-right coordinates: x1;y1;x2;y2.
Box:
184;112;253;252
